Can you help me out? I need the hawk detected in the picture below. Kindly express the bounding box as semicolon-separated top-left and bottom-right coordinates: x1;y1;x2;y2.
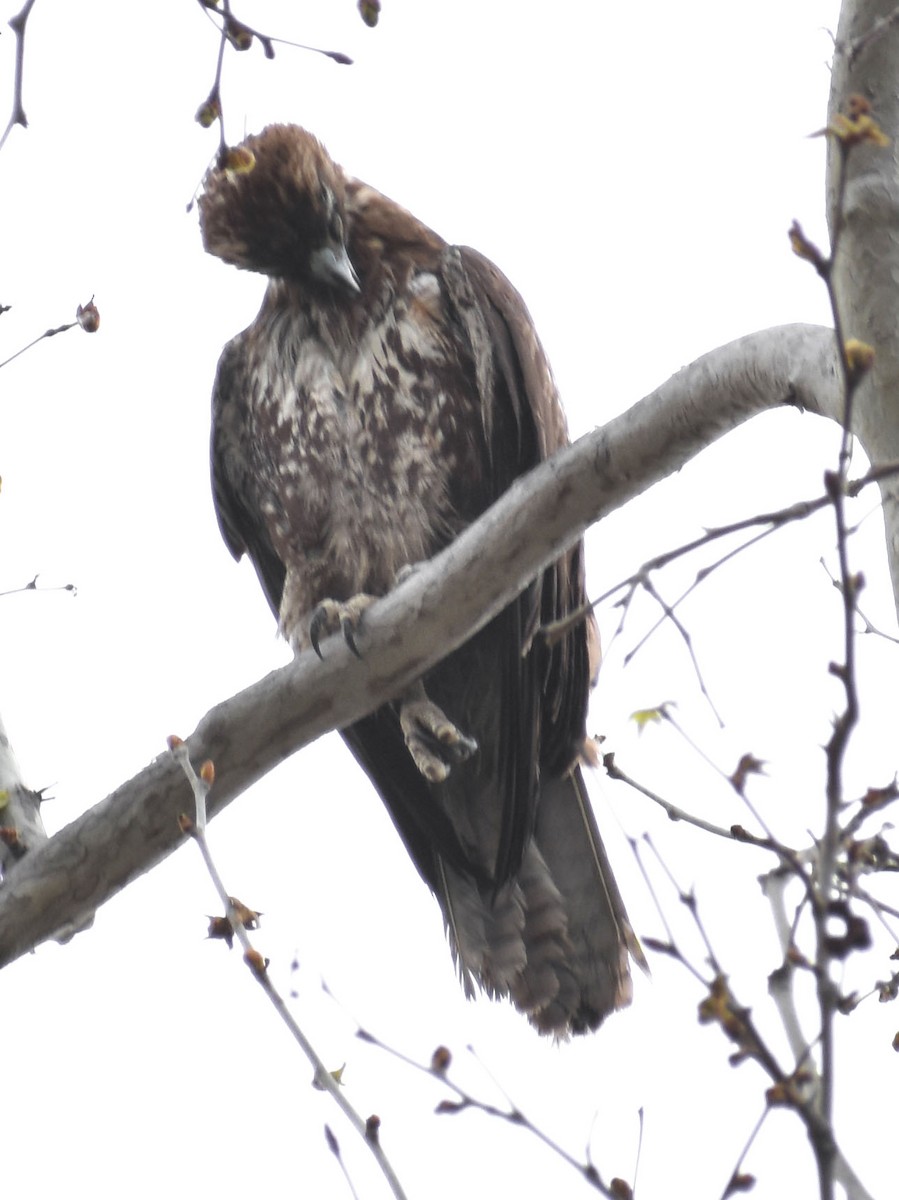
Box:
200;125;638;1034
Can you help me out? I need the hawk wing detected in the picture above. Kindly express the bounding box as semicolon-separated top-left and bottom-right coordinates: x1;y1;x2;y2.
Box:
211;336;286;612
338;244;634;1032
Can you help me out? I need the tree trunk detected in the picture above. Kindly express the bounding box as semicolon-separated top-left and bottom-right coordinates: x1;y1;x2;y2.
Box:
828;0;899;611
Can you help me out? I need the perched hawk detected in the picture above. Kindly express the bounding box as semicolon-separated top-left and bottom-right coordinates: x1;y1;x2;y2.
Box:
200;125;638;1034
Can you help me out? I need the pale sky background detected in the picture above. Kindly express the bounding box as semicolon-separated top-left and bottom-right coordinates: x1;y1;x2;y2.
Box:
2;2;896;1197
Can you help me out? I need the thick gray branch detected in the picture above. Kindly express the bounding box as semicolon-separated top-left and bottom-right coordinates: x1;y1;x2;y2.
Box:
830;0;899;604
0;323;841;967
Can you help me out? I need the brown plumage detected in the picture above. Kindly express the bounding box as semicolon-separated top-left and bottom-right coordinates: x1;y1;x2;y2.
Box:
200;125;639;1034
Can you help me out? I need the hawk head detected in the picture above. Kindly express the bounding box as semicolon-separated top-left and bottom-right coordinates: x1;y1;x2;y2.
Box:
199;125;360;293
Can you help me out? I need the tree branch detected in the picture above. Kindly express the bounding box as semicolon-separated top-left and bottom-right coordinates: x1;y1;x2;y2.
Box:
0;0;37;151
0;322;843;966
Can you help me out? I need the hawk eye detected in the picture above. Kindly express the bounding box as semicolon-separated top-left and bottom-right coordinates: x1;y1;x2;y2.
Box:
317;183;345;246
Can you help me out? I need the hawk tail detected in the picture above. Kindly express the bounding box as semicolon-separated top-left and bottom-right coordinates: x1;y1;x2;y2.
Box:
439;767;639;1036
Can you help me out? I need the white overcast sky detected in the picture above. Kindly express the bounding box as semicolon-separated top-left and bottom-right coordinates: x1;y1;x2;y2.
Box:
2;2;896;1198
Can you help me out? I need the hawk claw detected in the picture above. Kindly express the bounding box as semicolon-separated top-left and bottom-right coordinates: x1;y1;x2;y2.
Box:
341;614;364;659
400;688;478;783
309;595;374;659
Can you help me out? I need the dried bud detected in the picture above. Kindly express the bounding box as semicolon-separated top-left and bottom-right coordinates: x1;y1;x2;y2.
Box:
76;298;100;333
228;897;261;930
244;947;268;978
178;813;196;836
221;145;256;175
358;0;381;26
167;734;184;750
196;95;221;128
729;753;766;795
365;1114;381;1143
225;18;253;50
844;338;875;378
788;220;827;274
826;96;890;148
207;915;235;947
861;779;899;810
430;1045;452;1073
878;976;899;1002
200;759;215;785
723;1173;756;1196
610;1179;633;1200
697;976;757;1052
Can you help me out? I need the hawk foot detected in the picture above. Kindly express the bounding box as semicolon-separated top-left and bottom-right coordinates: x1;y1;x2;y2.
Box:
309;594;375;659
399;686;478;783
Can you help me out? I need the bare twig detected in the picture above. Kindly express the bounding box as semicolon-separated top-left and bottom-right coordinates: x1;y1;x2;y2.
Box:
546;462;899;718
193;0;350;153
353;1028;627;1199
0;574;77;599
0;299;99;370
170;741;409;1200
0;0;37;151
604;753;739;843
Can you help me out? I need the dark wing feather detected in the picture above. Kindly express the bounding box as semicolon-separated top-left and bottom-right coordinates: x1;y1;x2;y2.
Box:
211;336;286;616
439;245;593;883
341;710;490;890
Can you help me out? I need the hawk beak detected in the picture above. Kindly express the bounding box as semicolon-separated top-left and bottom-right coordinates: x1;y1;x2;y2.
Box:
311;242;361;294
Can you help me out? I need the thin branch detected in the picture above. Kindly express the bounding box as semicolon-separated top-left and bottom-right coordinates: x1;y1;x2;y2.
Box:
545;459;899;673
718;1108;768;1200
0;299;99;370
193;0;350;154
603;753;740;843
0;0;37;151
763;869;815;1065
173;744;409;1200
0;574;77;599
353;1030;623;1199
627;573;725;726
619;525;776;674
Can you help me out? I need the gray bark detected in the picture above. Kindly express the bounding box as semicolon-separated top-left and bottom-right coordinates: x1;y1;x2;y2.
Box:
829;0;899;604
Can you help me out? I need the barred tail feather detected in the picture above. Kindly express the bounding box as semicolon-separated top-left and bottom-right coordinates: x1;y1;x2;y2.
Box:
436;768;637;1035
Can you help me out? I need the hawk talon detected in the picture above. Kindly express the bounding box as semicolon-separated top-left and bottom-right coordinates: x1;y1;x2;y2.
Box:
308;595;374;659
400;690;478;782
342;614;364;659
308;603;333;659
